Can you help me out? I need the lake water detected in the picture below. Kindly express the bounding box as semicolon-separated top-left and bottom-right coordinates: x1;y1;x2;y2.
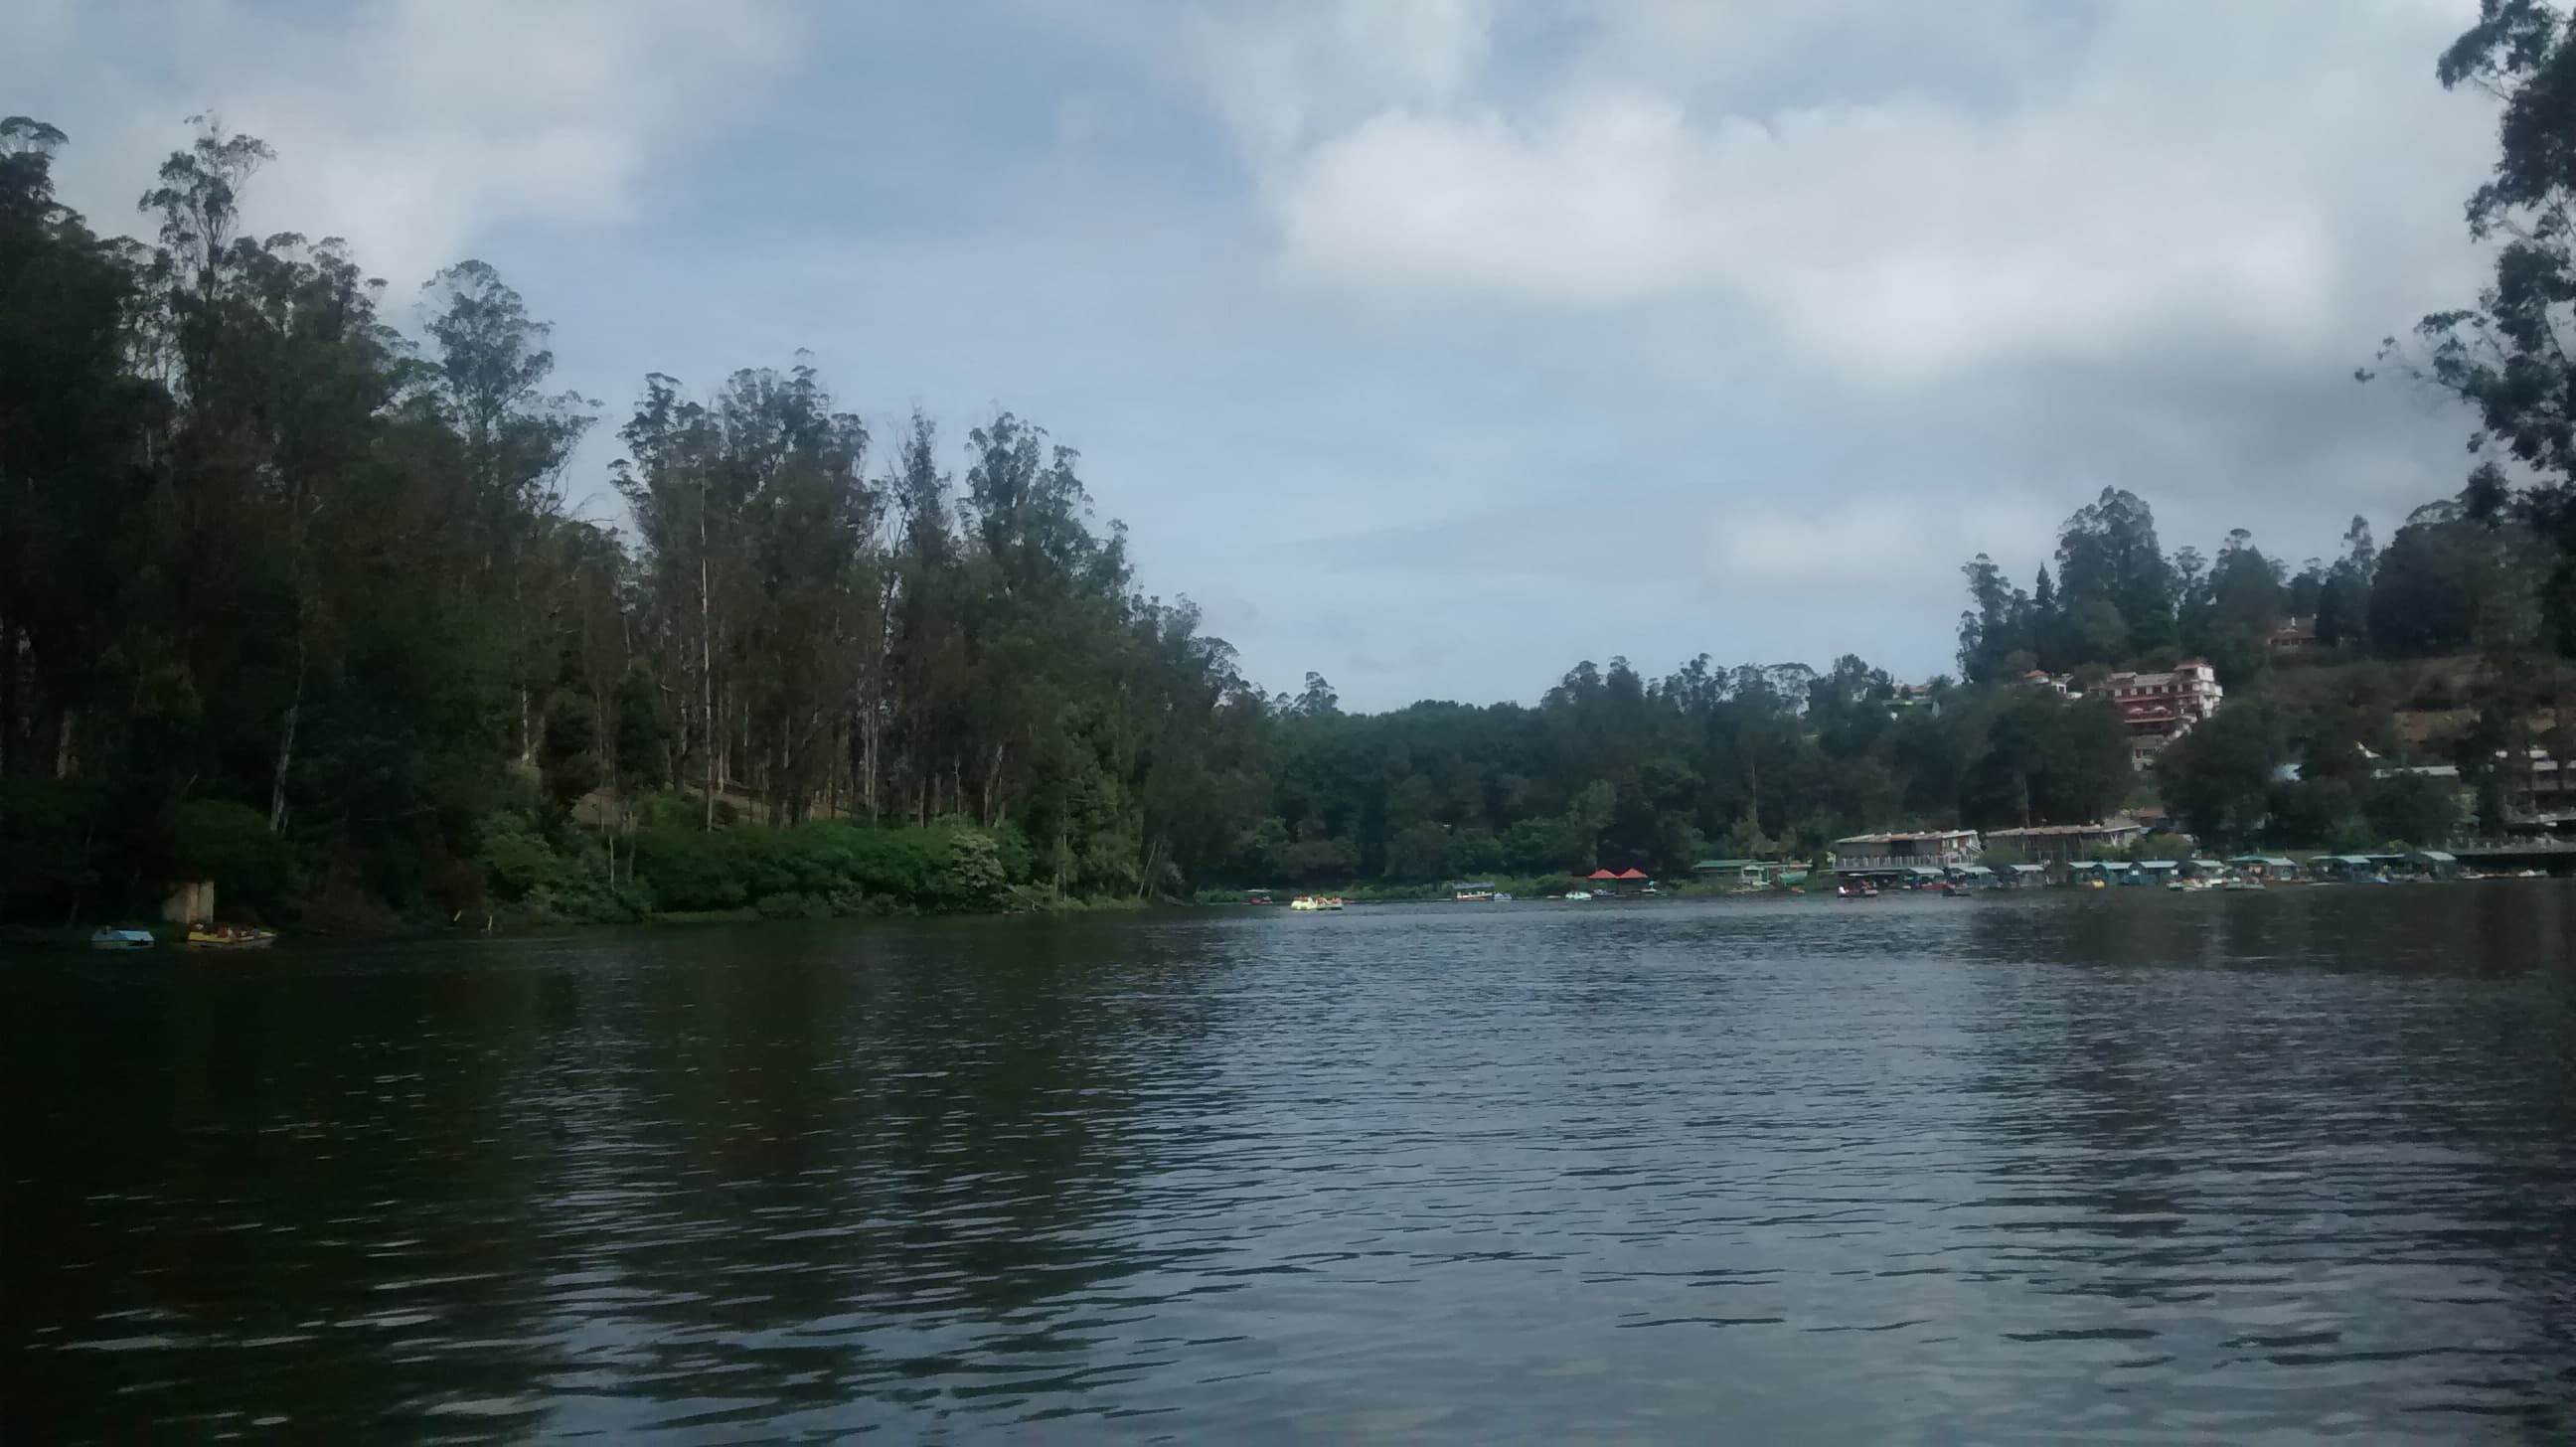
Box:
6;886;2576;1443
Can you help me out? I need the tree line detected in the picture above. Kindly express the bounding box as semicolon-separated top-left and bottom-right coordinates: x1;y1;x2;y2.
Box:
1957;489;2557;690
0;117;1269;924
0;117;2154;924
1956;1;2576;853
14;0;2576;925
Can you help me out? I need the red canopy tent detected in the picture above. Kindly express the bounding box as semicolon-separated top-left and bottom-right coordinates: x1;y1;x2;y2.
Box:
1614;868;1649;881
1585;869;1618;881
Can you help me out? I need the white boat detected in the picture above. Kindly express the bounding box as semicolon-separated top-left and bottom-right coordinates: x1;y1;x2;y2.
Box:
1564;890;1592;901
1288;895;1345;911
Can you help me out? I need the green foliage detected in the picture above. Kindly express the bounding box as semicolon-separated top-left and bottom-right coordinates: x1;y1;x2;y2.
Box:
1;102;2555;930
472;811;561;902
0;776;113;921
2156;705;2287;849
2382;5;2576;654
2123;833;2197;863
169;799;293;910
2362;771;2460;848
617;816;1019;916
0;119;1275;924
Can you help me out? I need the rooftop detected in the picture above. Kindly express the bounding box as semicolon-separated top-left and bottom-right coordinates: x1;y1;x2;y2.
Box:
1984;822;2143;839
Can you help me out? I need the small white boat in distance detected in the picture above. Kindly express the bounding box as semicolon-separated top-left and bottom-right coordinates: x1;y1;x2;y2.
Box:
1288;895;1346;911
1564;890;1592;901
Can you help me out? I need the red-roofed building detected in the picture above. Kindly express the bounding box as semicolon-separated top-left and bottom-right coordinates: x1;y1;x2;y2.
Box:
2103;660;2223;768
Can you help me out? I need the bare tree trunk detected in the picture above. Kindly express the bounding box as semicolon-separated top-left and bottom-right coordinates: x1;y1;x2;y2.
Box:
268;632;305;834
700;487;716;832
1137;837;1165;899
0;613;17;781
862;707;879;818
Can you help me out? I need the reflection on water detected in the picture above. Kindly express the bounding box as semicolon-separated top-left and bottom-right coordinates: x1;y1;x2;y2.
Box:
6;886;2576;1441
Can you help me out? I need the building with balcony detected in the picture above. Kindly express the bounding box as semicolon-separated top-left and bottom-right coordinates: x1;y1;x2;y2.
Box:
1831;829;1982;874
1980;820;2146;864
2104;660;2223;767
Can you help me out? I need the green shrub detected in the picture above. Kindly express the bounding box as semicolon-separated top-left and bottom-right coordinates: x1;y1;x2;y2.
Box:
608;817;1080;919
943;830;1009;906
170;798;296;913
472;811;559;901
631;825;752;911
0;776;113;921
754;891;832;919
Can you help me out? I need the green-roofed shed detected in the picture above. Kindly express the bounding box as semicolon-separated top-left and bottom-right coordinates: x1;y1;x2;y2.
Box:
1691;859;1773;886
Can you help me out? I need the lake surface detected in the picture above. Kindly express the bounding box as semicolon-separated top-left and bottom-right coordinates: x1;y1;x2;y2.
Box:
7;886;2576;1443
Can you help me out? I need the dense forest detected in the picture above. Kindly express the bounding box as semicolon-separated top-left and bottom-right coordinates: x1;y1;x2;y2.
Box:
13;2;2576;928
0;117;2139;926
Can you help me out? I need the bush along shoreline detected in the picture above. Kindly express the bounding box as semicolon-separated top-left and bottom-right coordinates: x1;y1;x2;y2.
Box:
457;795;1165;931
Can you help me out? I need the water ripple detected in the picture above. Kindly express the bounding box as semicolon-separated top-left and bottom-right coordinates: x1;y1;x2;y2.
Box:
6;887;2576;1440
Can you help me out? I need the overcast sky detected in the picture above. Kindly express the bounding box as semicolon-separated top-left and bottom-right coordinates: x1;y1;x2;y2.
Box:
6;0;2505;708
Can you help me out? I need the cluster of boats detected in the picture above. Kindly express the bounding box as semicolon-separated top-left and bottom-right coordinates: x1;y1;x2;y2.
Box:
1836;880;1975;899
88;923;278;952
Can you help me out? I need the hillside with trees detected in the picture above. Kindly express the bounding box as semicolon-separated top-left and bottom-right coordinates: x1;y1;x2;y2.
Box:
15;0;2576;929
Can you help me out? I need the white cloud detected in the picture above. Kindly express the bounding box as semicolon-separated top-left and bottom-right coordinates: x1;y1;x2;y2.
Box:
1166;0;2510;678
1706;493;2057;603
1188;0;1494;157
1236;0;2492;390
6;0;797;290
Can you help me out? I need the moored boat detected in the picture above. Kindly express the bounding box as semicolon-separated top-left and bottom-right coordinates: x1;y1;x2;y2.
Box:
89;926;155;951
1287;895;1345;912
183;924;278;951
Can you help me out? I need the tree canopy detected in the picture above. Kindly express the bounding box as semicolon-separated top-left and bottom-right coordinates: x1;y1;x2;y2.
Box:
0;99;2552;923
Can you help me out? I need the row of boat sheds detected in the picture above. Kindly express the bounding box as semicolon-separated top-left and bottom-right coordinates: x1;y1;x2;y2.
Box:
1780;825;2475;891
1809;853;2466;891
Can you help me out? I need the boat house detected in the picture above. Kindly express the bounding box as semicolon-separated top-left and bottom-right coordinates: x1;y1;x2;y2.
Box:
2227;856;2302;882
1692;859;1775;888
1832;830;1981;875
1981;821;2146;865
2312;854;2387;882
